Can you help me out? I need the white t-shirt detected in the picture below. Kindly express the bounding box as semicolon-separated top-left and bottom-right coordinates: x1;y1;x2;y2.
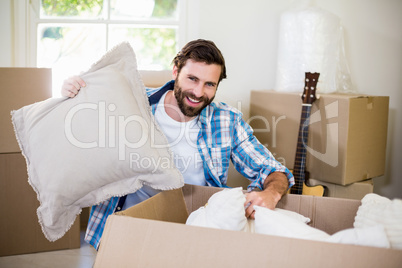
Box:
123;91;206;210
154;91;206;186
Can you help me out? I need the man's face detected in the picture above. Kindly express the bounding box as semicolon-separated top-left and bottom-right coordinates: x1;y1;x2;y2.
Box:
173;59;221;118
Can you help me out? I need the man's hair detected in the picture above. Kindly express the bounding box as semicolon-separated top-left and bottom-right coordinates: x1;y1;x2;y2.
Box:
172;39;227;83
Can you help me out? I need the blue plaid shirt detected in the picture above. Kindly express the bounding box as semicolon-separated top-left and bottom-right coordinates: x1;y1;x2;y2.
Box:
85;80;294;249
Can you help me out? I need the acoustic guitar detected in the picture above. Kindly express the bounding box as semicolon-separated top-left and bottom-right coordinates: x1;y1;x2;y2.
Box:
290;72;327;197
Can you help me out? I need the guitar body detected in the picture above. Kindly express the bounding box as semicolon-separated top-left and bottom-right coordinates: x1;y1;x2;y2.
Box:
288;171;326;197
290;72;326;197
287;182;325;196
301;183;326;196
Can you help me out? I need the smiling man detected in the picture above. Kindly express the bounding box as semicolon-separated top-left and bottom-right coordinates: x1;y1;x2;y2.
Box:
62;39;295;250
168;59;219;120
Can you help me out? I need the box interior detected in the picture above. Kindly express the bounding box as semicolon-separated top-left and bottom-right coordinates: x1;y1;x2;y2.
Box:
94;185;402;268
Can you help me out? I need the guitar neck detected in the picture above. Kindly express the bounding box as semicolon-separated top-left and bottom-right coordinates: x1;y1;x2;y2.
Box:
290;105;312;195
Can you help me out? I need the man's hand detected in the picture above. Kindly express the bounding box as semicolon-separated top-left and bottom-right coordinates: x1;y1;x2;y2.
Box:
61;76;86;98
244;172;289;219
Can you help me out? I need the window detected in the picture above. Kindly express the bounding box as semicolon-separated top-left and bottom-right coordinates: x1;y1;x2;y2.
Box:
28;0;185;96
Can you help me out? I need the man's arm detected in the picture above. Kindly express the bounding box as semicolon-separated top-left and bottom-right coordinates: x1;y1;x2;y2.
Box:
227;111;294;218
244;171;289;218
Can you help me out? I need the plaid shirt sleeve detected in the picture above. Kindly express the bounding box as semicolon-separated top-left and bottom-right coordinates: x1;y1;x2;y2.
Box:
232;117;294;191
200;102;294;191
84;194;120;250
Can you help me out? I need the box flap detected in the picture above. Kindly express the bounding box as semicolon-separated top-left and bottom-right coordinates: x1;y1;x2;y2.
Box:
182;184;223;213
116;188;189;224
275;194;361;234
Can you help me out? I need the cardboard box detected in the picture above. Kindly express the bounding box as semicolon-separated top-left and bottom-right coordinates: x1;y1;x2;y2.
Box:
0;68;52;153
250;90;389;185
94;185;402;267
0;153;80;256
139;70;172;88
308;179;373;200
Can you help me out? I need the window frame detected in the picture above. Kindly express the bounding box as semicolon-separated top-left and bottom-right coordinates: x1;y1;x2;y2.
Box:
14;0;187;78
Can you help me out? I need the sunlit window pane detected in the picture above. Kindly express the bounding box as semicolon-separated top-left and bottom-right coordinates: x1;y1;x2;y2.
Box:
109;25;177;70
110;0;178;20
40;0;105;19
36;0;181;97
37;24;106;96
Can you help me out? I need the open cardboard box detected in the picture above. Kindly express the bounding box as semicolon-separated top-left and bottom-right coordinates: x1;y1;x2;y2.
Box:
94;185;401;267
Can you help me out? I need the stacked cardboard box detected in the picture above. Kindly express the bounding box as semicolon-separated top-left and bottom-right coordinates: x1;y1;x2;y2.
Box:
94;185;402;267
249;90;389;199
0;68;80;256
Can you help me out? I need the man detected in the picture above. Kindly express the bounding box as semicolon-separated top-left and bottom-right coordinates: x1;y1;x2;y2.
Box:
62;39;295;249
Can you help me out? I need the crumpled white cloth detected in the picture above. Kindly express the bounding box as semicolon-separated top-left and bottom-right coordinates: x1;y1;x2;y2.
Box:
354;193;402;249
186;188;310;232
186;188;399;249
186;187;247;231
327;225;390;248
254;205;330;241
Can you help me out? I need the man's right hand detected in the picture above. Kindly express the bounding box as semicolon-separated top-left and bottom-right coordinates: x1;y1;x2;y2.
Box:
61;76;86;98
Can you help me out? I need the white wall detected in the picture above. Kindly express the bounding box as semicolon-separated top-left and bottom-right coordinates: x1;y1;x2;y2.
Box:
0;0;12;66
1;0;401;199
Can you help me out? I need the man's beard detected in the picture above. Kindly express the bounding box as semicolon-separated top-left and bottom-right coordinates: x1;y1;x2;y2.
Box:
173;80;214;118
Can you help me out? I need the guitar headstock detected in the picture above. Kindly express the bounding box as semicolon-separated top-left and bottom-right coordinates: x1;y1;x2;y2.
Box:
302;72;320;105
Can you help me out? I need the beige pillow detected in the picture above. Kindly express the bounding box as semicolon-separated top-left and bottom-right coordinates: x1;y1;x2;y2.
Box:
11;42;183;242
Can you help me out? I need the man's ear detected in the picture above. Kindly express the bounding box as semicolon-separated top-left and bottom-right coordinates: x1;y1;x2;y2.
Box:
172;65;178;79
